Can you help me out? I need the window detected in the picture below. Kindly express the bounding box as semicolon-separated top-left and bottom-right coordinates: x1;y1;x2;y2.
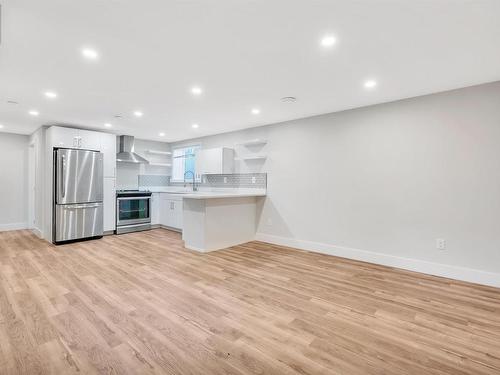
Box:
172;145;201;182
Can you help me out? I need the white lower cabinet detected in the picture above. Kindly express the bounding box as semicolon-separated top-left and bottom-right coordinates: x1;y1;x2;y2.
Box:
159;194;183;230
103;177;116;232
150;193;160;225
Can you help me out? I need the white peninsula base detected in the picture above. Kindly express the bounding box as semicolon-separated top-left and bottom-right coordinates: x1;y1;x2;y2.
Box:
182;195;262;252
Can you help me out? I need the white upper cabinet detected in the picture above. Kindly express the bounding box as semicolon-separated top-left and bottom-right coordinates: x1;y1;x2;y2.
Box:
78;129;101;151
195;147;234;175
47;126;106;151
100;133;116;177
159;194;183;230
47;126;80;148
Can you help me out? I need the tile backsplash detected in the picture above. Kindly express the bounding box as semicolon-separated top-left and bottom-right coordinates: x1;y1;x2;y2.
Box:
145;172;267;189
138;174;170;187
203;173;267;189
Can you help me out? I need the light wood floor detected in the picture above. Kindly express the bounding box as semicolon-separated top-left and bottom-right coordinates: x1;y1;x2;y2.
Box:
0;229;499;375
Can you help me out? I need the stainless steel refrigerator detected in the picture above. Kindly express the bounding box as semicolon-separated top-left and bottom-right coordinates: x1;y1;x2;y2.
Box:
53;148;104;244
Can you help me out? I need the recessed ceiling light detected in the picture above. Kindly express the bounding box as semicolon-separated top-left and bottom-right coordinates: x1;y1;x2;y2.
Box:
159;132;165;137
104;123;112;128
44;91;58;99
29;110;39;116
81;48;99;60
320;35;337;48
251;108;261;115
0;124;4;129
191;86;203;96
192;123;199;129
364;79;377;89
133;111;143;117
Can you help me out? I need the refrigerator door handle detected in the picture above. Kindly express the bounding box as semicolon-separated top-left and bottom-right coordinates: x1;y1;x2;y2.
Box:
64;203;101;210
61;154;66;198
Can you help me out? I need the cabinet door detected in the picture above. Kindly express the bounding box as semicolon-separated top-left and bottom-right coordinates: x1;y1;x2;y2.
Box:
159;197;170;227
78;129;101;151
160;198;177;228
166;200;177;228
101;133;116;177
49;126;79;148
196;148;222;175
221;148;235;173
103;177;116;232
150;193;160;225
173;200;183;229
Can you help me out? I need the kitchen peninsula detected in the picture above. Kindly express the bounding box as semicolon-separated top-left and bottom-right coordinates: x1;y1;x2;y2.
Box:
181;190;266;252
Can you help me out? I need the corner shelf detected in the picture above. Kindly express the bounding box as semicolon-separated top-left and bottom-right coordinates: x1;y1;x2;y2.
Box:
235;139;267;147
146;150;172;156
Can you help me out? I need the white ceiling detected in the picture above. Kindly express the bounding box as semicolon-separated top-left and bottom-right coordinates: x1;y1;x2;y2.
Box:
1;0;500;141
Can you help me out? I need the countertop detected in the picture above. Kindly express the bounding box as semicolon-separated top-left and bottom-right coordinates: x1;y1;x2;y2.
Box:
140;186;266;199
180;191;266;199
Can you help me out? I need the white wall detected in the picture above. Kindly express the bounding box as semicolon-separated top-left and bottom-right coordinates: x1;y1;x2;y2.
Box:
116;138;171;189
29;128;45;236
0;133;29;230
172;81;500;287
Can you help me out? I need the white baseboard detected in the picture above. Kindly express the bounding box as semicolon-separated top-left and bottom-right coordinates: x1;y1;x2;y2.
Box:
255;233;500;288
159;225;182;233
0;223;28;232
31;227;43;238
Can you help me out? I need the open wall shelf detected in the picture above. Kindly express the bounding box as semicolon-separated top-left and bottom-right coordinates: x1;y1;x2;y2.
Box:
235;139;267;147
146;150;172;156
148;162;172;167
235;155;267;161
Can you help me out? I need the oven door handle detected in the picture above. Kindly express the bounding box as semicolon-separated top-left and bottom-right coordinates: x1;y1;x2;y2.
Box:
119;209;147;213
117;196;151;201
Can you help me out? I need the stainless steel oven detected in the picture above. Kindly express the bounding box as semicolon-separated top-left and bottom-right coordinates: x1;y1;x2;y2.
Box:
116;190;152;234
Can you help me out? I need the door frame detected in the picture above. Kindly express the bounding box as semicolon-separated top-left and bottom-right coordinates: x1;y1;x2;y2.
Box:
28;142;36;229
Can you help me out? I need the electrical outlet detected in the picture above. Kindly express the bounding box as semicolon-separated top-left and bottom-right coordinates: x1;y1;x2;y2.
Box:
436;238;446;250
252;176;256;184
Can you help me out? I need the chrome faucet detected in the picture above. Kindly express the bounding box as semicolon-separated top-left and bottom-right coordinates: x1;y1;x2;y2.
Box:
183;170;198;191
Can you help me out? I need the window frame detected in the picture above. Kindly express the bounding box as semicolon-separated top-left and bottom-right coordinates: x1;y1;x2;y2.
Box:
170;143;201;183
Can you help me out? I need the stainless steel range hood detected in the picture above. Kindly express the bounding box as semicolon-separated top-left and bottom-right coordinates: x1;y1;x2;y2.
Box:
116;135;149;164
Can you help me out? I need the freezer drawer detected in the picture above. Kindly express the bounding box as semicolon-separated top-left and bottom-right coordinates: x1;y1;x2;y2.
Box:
55;148;103;205
55;203;103;243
